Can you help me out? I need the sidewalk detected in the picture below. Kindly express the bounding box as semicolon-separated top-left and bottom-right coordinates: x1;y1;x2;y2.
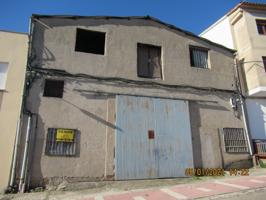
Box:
1;169;266;200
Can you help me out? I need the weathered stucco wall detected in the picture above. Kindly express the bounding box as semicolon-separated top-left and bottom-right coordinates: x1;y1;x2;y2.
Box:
22;17;250;187
25;78;116;186
25;77;249;186
189;97;250;170
0;31;28;192
31;17;236;91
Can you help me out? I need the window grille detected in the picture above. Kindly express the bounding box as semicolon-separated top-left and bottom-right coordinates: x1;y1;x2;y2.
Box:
223;128;248;153
45;128;77;156
189;46;209;69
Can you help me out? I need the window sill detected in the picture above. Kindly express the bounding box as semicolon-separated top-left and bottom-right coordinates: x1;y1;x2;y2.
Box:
191;66;209;70
74;50;105;56
137;76;163;80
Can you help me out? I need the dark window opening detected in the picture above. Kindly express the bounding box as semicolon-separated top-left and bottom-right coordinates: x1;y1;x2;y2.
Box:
189;46;209;69
75;28;105;55
256;20;266;35
137;43;162;79
43;79;64;98
263;57;266;72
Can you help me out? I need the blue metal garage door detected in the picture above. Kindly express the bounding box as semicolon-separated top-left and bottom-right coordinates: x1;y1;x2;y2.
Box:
115;95;194;180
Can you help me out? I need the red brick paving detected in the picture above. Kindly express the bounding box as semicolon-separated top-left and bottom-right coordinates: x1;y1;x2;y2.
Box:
87;175;266;200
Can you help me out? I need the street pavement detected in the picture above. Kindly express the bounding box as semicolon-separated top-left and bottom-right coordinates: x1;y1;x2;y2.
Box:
1;174;266;200
81;175;266;200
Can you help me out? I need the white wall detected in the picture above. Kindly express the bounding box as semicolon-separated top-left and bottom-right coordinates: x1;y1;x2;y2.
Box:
200;16;235;49
246;99;266;139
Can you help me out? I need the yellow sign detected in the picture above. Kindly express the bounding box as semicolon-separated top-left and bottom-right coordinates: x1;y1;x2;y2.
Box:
56;129;74;142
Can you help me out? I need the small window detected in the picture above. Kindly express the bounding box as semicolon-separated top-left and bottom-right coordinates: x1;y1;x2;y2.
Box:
75;28;105;55
223;128;248;153
0;62;8;90
189;46;209;69
43;79;64;98
263;57;266;71
256;20;266;35
45;128;77;156
137;43;162;79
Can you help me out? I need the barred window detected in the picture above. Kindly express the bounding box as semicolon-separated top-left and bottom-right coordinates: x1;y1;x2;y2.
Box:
223;128;248;153
189;46;209;69
45;128;78;156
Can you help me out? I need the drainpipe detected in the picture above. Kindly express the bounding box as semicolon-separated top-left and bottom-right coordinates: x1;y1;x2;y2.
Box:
7;18;35;192
234;56;253;155
8;118;22;188
15;16;36;193
239;96;253;155
18;114;32;193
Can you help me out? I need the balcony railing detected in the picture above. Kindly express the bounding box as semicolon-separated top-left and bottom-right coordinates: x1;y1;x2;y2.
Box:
253;139;266;155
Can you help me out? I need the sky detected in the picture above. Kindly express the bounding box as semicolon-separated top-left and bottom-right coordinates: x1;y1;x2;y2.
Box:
1;0;266;35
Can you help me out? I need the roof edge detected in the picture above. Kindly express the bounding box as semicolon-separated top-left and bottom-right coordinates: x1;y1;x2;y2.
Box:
0;29;28;36
227;1;266;16
31;14;236;54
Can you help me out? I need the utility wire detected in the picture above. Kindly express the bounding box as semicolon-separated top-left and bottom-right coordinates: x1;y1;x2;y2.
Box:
29;66;237;94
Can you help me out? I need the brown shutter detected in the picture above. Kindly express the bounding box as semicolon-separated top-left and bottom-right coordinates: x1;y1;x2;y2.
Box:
137;44;150;77
149;46;162;78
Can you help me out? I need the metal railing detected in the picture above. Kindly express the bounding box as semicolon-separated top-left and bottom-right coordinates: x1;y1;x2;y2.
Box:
45;128;77;156
223;128;248;153
253;140;266;155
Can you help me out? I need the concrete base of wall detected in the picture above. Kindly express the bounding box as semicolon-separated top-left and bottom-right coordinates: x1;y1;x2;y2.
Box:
224;158;253;169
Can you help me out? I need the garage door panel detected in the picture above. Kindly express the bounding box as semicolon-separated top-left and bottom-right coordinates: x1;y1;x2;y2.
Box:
115;95;194;180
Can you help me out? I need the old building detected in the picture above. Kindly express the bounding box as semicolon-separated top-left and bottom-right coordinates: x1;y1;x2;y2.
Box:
15;15;252;191
0;31;28;192
201;2;266;162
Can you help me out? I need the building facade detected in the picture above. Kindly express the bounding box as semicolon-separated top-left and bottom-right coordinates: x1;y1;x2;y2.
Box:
0;31;28;192
201;2;266;144
15;15;252;190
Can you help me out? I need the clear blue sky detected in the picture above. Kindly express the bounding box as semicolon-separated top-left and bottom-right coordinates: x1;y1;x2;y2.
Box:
1;0;266;35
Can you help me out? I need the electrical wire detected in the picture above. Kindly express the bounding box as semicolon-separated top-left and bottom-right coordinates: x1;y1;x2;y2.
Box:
29;66;237;94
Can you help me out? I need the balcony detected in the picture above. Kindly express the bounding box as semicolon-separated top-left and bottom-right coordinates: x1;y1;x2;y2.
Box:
253;139;266;167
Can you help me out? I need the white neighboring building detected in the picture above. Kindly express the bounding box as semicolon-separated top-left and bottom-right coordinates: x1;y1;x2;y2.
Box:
201;2;266;141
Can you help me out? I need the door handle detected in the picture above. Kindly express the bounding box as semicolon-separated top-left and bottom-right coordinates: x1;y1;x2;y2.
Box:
148;130;155;139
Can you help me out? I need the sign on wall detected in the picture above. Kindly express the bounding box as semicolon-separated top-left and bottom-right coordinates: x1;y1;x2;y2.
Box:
56;129;75;142
45;128;77;156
